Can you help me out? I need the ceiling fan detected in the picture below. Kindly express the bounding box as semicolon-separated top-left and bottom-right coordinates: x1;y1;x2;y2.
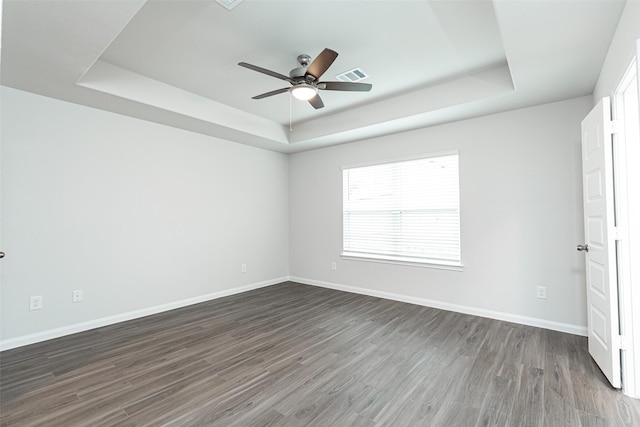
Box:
238;48;372;109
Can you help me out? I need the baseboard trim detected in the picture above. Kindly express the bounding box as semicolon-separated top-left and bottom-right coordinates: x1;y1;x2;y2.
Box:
0;277;287;351
2;275;587;351
290;276;588;337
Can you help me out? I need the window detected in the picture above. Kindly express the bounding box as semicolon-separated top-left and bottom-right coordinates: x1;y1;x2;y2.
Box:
342;152;461;269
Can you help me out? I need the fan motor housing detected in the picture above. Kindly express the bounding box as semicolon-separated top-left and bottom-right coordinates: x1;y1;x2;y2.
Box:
289;67;307;79
289;54;312;80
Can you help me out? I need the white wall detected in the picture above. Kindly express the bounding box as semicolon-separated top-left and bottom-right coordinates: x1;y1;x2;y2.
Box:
0;88;595;347
0;87;290;348
289;96;592;333
594;0;640;100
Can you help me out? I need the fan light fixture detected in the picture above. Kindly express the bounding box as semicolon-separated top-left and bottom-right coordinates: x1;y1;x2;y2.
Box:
291;84;318;101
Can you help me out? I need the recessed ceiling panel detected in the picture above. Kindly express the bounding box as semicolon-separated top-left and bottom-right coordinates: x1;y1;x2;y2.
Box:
97;0;507;126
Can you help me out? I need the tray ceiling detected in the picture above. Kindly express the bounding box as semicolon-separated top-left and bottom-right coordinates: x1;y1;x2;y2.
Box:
1;0;626;152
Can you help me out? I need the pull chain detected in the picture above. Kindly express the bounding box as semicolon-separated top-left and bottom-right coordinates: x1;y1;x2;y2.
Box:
289;91;293;132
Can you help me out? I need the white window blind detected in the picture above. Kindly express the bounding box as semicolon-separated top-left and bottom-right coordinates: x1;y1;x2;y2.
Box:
342;153;461;267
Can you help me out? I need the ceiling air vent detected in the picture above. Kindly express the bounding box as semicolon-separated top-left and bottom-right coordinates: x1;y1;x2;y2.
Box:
215;0;244;11
335;68;369;83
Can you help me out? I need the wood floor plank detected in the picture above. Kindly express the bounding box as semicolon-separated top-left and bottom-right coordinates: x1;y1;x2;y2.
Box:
475;374;518;426
611;394;640;426
2;281;640;426
230;407;285;427
543;349;581;426
511;365;545;427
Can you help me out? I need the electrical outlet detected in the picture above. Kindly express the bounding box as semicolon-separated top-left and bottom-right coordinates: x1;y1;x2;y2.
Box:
29;295;43;311
72;289;83;303
331;262;337;271
241;264;247;273
536;286;547;299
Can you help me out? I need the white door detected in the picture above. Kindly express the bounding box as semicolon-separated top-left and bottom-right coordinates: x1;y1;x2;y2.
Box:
580;97;621;389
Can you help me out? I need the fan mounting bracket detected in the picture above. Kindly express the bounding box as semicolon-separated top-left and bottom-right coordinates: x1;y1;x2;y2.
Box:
296;54;311;67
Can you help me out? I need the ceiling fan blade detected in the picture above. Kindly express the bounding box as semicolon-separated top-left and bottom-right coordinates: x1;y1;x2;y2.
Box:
238;62;293;82
308;94;324;109
252;87;290;99
304;48;338;81
318;81;372;92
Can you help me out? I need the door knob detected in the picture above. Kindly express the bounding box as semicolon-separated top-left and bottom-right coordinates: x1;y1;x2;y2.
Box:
576;244;589;252
0;252;4;259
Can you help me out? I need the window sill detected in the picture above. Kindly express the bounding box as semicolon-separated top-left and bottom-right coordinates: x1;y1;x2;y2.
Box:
340;253;464;271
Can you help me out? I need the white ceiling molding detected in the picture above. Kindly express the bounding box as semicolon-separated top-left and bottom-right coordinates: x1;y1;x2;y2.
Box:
78;60;289;147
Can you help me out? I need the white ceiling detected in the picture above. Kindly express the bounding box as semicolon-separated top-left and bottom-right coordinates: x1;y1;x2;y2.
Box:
1;0;626;153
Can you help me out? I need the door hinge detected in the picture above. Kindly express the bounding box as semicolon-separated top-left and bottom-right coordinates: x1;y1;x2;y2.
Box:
610;119;622;134
612;226;624;241
614;335;627;351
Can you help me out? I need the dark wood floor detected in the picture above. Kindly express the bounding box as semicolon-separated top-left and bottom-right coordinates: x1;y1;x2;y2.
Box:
1;282;639;426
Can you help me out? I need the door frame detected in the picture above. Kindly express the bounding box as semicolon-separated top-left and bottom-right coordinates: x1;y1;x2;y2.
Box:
611;53;640;398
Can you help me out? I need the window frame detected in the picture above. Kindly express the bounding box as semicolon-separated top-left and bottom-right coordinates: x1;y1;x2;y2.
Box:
341;150;463;271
